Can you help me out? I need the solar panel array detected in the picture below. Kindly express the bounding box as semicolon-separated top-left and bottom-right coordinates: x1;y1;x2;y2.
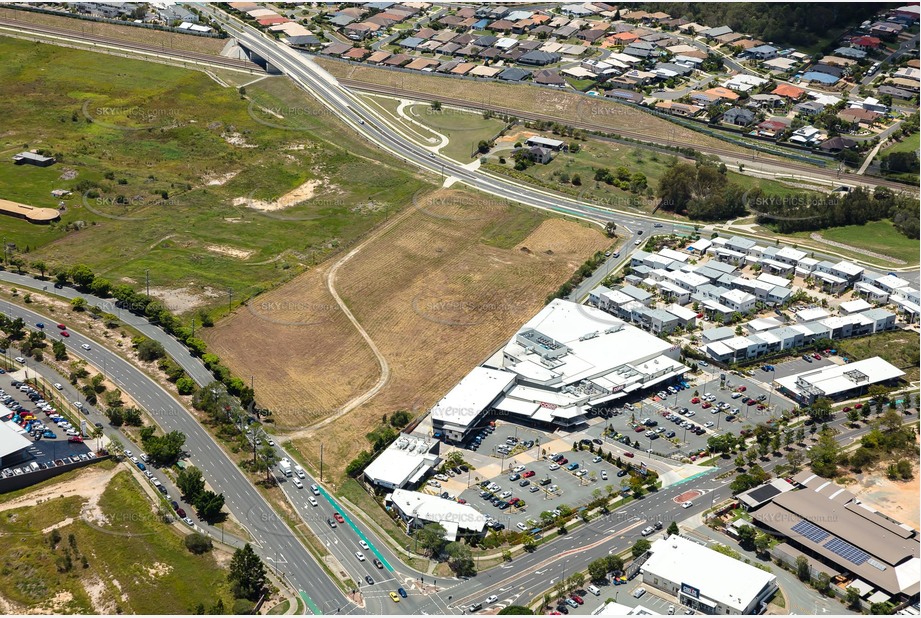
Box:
824;538;871;566
792;519;830;543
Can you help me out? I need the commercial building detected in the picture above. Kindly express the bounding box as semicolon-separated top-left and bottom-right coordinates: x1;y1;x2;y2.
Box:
0;418;34;468
752;472;920;602
775;356;904;404
431;300;687;442
640;535;778;614
389;489;486;541
12;151;55;167
363;434;440;490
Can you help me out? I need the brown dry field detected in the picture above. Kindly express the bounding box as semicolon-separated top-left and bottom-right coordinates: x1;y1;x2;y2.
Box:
203;266;380;426
319;58;756;157
289;190;608;482
0;8;227;55
206;189;608;481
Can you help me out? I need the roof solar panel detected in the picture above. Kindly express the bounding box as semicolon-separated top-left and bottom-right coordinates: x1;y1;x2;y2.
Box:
792;519;830;543
824;537;870;565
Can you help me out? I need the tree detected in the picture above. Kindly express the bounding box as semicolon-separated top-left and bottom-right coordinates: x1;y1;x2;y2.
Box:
588;558;610;582
604;221;618;237
176;376;196;395
808;428;840;477
70;264;95;289
445;542;476;576
737;524;757;550
71;297;88;312
667;521;679;536
795;425;805;443
845;586;861;610
815;572;830;595
847;408;860;425
809;398;833;421
177;467;206;502
184;532;213;554
752;532;771;556
786;449;804;473
52;339;68;361
415;523;447;556
228;544;267;602
795;555;810;581
631;538;651;558
194;490;225;522
137;338;166;361
143;430;187;466
477;140;490;154
734;453;746;469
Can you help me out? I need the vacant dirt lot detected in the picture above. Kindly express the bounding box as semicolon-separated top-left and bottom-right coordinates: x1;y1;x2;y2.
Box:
203;265;380;425
320;59;753;156
282;190;608;481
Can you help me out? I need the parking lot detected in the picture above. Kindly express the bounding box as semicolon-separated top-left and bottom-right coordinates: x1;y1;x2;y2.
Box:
1;373;93;477
576;368;797;459
544;576;693;616
443;421;634;531
753;354;837;381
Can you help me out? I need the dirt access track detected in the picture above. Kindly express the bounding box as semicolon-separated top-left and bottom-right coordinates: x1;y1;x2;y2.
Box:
205;189;610;480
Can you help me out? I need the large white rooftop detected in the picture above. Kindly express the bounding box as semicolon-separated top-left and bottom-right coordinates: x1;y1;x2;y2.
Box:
430;366;515;429
363;434;438;488
0;419;33;461
643;535;776;613
776;356;904;399
391;489;486;540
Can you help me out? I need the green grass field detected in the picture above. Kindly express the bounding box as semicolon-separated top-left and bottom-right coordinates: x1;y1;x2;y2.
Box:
881;131;920;156
835;329;920;384
0;36;430;314
0;469;233;613
406;104;508;162
792;220;920;264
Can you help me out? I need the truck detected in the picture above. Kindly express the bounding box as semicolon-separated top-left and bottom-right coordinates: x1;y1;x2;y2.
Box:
293;464;305;479
279;459;292;477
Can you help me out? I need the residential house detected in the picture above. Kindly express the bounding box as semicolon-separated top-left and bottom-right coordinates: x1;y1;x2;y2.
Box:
772;84;806;100
519;50;561;66
533;69;565;86
723;107;756;126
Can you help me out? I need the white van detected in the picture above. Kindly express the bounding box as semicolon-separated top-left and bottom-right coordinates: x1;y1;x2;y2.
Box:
587;585;601;597
292;478;303;489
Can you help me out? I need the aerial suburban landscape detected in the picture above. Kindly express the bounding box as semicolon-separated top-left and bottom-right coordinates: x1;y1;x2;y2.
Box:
0;0;919;616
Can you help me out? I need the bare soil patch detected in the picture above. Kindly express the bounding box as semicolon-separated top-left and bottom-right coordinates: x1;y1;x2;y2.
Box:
851;463;921;531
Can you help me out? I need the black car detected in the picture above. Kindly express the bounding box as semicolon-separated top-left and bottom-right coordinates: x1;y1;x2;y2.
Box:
459;465;469;472
556;604;570;614
592;438;603;445
373;559;384;569
519;479;530;487
666;431;676;438
725;415;736;422
398;587;407;598
171;500;179;510
617;469;628;477
365;575;374;585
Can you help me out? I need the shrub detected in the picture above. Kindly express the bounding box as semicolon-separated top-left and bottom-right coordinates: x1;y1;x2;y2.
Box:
184;533;213;554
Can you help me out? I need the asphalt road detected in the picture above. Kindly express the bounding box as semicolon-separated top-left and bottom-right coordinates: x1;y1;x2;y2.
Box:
0;301;349;613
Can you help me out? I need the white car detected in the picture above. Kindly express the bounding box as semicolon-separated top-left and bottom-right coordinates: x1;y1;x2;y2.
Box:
53;383;63;390
512;465;525;473
704;421;714;428
355;551;366;562
485;595;498;604
516;522;527;531
359;540;369;550
427;480;441;488
14;356;26;363
682;501;694;508
81;343;91;351
592;456;602;463
308;497;318;507
183;517;194;526
549;463;560;471
434;474;449;481
292;478;303;489
74;402;84;409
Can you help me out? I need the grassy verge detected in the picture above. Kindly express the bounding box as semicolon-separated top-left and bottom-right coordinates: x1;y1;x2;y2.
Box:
406;104;507;162
790;220;919;265
267;599;290;614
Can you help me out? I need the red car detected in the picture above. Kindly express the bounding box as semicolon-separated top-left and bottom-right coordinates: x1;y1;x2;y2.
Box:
842;406;852;413
623;452;634;458
855;403;863;409
701;402;712;409
61;331;70;337
457;498;466;504
523;470;535;478
571;596;584;605
334;513;344;524
690;397;700;404
634;425;645;432
56;323;66;329
177;508;187;518
559;457;568;465
813;353;822;360
509;497;520;505
68;436;83;443
736;386;746;392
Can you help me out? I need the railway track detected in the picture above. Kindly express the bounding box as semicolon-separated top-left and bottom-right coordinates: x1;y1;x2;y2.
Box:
0;17;263;73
